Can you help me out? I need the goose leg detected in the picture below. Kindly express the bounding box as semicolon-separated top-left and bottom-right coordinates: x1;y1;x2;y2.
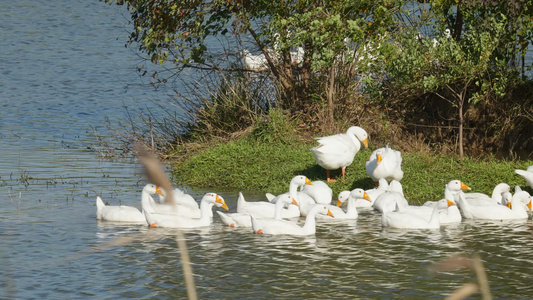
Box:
327;170;336;183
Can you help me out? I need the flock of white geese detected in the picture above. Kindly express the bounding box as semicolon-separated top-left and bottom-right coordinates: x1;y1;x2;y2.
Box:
96;126;533;236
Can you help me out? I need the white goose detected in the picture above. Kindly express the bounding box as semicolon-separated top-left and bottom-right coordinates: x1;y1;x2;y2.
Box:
515;166;533;190
359;178;389;208
155;187;204;217
241;49;269;71
404;197;461;225
172;188;199;209
423;180;471;207
144;193;228;228
414;180;472;224
372;180;408;213
300;180;333;204
463;183;510;206
330;189;372;219
508;191;533;212
310;126;369;183
365;145;404;186
266;175;316;217
381;199;453;229
218;193;296;228
455;190;532;220
238;188;301;219
251;205;334;236
96;183;162;224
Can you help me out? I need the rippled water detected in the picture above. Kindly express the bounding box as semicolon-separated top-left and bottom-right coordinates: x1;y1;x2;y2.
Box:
1;1;533;299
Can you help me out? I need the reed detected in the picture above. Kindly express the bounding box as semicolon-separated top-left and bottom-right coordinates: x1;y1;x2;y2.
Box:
135;144;197;300
431;253;492;300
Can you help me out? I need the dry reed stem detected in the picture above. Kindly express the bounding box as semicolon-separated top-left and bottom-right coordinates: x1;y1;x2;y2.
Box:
135;144;197;300
445;282;479;300
66;145;198;300
431;253;492;300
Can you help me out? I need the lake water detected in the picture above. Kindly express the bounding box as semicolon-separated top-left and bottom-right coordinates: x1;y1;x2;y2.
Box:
1;1;533;299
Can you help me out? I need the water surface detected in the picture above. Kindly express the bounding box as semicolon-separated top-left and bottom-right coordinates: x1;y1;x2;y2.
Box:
1;1;533;299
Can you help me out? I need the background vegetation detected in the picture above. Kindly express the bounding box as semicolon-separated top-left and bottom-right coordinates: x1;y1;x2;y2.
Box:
100;0;533;193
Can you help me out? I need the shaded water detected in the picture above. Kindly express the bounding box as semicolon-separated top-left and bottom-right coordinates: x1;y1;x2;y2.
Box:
1;1;533;299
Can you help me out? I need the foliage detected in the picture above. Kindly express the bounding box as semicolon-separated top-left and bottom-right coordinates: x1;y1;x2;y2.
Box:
101;0;533;158
103;0;406;121
250;107;300;145
380;3;530;158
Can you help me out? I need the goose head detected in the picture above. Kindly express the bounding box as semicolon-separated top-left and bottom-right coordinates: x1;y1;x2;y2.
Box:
508;191;533;211
347;126;369;148
437;198;455;209
143;183;164;195
351;189;371;202
376;150;383;164
337;189;371;206
278;194;299;207
316;205;334;218
291;175;313;186
336;191;351;206
446;180;471;193
203;193;228;210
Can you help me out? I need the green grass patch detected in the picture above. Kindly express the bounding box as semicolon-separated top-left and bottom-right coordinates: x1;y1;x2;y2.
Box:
171;139;533;205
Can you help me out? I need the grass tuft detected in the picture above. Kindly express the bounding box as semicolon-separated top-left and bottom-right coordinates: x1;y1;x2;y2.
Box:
172;140;533;204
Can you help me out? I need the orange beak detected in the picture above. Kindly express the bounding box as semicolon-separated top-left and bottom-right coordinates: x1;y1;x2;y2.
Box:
527;200;532;211
291;198;299;206
377;153;382;164
216;195;229;210
447;199;455;207
327;209;334;218
336;199;342;207
460;182;471;191
363;192;371;201
155;186;163;195
506;202;512;209
362;138;369;148
305;178;313;185
149;222;158;228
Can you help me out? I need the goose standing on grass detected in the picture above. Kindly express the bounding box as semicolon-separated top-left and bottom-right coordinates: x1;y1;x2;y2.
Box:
218;194;296;228
252;205;334;236
463;183;510;206
455;190;532;220
365;145;404;187
144;193;228;228
381;199;454;229
515;166;533;190
310;126;369;183
329;189;372;219
96;184;163;224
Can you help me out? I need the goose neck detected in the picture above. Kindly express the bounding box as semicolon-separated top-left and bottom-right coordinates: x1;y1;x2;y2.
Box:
198;199;214;220
273;199;285;220
301;206;318;233
345;199;357;217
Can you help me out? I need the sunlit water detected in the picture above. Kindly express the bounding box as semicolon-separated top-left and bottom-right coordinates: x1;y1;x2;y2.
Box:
1;1;533;299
